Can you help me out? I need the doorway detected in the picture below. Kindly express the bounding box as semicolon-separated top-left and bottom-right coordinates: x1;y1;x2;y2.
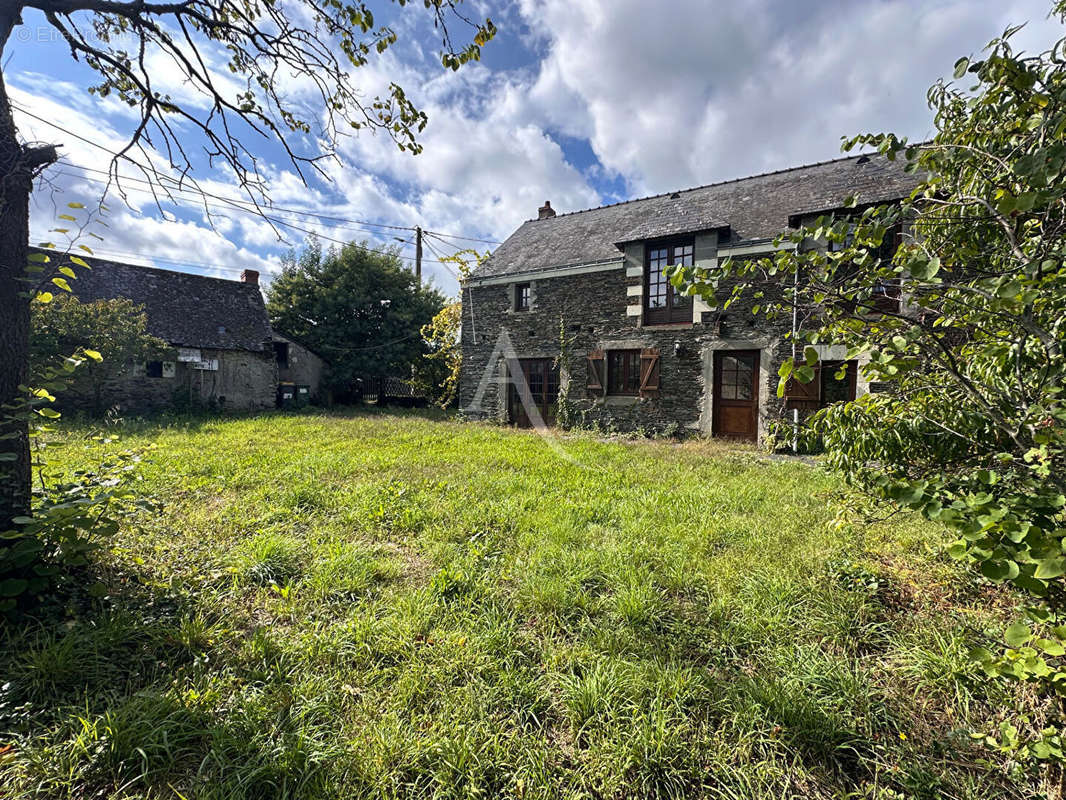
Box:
712;350;760;440
508;358;559;428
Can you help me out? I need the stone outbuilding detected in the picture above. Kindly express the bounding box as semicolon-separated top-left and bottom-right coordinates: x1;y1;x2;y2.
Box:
51;252;278;412
459;153;922;443
272;333;329;406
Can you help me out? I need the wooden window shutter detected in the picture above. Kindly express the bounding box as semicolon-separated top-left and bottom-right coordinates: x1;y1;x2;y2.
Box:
784;365;821;410
639;348;661;398
586;350;605;396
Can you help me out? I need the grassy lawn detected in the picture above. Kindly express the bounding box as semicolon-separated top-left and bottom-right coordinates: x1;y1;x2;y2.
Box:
0;409;1031;799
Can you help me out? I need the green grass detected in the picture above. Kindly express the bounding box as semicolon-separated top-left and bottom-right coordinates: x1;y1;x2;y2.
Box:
0;408;1033;798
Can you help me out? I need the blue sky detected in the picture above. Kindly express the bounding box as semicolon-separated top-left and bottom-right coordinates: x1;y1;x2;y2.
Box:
9;0;1065;295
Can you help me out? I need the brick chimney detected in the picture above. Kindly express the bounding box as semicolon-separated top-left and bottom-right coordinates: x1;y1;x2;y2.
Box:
538;200;556;220
241;269;259;285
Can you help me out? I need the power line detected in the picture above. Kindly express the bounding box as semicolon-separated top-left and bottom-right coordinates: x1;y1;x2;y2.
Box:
423;229;500;246
14;103;416;234
421;236;466;284
38;245;266;276
58;163;414;238
47;165;451;266
42;166;440;265
16;103;502;253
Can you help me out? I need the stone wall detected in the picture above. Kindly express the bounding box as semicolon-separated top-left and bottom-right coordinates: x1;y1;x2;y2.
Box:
57;347;277;415
181;348;277;411
276;336;328;403
459;234;798;440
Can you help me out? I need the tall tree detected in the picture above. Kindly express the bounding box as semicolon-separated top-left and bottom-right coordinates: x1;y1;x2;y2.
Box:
267;239;446;393
0;1;495;530
675;5;1066;766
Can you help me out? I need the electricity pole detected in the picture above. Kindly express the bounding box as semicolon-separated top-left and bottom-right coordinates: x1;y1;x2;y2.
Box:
415;226;423;285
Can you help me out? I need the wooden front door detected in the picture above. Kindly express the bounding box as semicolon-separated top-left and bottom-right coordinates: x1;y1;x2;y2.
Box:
508;358;559;428
712;350;760;440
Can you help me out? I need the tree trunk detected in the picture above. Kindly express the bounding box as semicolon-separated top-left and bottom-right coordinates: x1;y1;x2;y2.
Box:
0;92;32;534
0;6;56;531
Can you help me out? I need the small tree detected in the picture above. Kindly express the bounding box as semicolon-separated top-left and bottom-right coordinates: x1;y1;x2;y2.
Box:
31;295;168;415
674;5;1066;767
418;301;461;407
266;239;446;395
416;248;482;408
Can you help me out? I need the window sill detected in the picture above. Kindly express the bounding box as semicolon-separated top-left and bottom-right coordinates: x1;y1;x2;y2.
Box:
603;395;642;406
641;322;693;330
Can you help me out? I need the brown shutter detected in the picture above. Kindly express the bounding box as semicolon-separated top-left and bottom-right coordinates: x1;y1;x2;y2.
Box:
639;348;660;398
586;350;605;396
784;365;821;410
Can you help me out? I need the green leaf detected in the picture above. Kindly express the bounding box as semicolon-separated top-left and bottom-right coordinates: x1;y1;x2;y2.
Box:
953;57;969;78
981;559;1019;582
998;280;1022;298
35;291;53;304
58;266;76;279
83;349;103;362
0;578;28;597
67;201;85;209
1006;622;1033;648
1034;638;1065;656
51;277;72;292
69;256;90;269
804;346;819;366
1035;558;1066;579
795;365;815;383
36;408;61;419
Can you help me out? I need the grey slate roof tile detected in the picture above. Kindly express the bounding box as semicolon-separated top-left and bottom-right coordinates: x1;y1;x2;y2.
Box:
36;250;273;352
472;153;921;279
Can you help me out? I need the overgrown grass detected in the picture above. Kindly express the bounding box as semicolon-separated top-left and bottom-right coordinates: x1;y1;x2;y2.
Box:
0;408;1034;798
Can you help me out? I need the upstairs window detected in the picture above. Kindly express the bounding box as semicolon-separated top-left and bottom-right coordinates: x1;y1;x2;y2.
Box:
644;239;693;325
828;221;903;315
514;282;531;312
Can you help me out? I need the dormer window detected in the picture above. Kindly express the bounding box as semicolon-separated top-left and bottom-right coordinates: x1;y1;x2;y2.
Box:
644;238;693;325
514;282;531;312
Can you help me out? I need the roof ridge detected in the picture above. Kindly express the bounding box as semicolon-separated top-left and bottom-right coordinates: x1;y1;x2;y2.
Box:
534;150;878;223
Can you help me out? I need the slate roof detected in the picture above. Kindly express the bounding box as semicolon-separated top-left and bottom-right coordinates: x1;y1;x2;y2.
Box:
471;152;922;280
35;250;273;352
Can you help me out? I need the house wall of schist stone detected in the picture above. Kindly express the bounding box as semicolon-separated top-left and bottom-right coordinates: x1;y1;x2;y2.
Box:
460;229;872;441
60;347;277;414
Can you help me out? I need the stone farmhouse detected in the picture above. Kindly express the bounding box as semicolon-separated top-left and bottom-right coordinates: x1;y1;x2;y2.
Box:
459;153;921;442
42;252;326;412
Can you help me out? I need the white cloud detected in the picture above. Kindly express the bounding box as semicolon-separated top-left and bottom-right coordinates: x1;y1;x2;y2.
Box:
515;0;1065;193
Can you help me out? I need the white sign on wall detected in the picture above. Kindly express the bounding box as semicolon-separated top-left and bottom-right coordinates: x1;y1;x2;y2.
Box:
190;359;219;371
177;348;202;362
162;361;176;378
